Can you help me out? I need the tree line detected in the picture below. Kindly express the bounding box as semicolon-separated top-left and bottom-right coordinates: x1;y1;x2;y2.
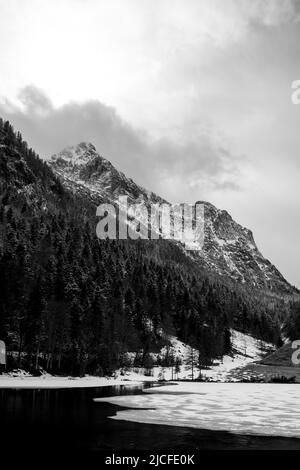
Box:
0;118;287;376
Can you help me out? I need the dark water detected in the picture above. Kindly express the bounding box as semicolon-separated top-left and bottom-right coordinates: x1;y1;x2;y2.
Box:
1;383;300;457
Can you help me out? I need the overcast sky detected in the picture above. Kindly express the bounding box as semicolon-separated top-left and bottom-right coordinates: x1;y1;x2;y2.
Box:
0;0;300;287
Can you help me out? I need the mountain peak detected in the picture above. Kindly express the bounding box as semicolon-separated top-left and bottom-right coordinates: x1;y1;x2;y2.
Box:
47;144;295;294
49;142;164;206
77;141;96;151
50;142;100;168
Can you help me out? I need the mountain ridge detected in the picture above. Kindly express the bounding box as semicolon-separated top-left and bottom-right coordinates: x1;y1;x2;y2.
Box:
1;118;298;376
49;142;297;296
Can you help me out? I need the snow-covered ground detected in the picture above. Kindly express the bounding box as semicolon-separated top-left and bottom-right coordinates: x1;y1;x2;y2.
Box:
200;329;275;382
133;330;274;382
94;382;300;438
118;330;275;382
0;367;188;389
0;372;143;389
0;330;275;388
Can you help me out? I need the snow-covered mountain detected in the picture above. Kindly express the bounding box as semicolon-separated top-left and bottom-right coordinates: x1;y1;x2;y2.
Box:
49;142;297;295
196;201;293;292
3;119;298;378
50;142;163;205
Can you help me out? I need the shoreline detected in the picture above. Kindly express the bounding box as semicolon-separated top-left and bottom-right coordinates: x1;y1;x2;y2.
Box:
2;360;300;388
0;374;150;389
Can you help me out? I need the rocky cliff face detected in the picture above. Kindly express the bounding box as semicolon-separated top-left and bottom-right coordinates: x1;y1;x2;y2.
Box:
197;201;291;292
49;142;297;295
50;142;163;205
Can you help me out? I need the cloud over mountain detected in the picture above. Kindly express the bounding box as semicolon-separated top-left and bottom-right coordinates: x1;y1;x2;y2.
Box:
0;86;240;202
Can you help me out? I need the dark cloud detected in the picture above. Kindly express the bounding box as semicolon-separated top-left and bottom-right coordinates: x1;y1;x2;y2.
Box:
0;86;240;201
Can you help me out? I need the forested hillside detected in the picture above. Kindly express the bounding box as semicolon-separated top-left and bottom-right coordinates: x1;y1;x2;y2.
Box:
0;119;291;375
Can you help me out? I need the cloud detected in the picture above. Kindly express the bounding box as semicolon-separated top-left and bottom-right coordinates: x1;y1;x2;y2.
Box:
0;0;299;287
0;86;240;202
245;0;300;26
18;85;53;114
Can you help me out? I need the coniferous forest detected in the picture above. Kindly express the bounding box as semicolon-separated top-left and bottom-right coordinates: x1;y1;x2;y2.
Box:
0;119;294;376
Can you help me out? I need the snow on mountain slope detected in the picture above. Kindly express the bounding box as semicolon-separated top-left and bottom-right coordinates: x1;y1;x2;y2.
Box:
200;329;275;382
197;201;292;292
50;142;163;205
160;330;274;382
117;330;275;382
165;330;273;365
49;142;297;294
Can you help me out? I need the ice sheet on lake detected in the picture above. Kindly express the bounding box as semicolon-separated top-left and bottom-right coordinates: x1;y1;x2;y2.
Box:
94;382;300;438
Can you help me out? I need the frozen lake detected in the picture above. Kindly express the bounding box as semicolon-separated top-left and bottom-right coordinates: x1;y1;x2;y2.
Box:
1;382;300;453
95;382;300;438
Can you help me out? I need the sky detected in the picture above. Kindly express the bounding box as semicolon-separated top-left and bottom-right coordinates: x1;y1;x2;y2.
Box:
0;0;300;287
